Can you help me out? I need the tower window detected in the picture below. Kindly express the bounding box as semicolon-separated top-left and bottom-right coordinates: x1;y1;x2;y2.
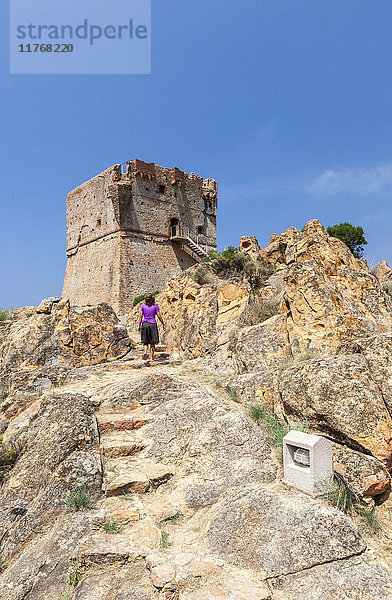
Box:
159;184;166;194
197;226;204;235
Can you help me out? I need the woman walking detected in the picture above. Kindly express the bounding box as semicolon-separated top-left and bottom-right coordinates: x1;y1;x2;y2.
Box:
138;293;165;362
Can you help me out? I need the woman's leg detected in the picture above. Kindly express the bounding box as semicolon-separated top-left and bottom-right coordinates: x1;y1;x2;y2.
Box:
141;324;149;360
150;343;156;361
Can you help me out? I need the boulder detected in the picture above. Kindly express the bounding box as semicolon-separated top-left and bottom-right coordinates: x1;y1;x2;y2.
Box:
206;486;365;579
270;551;392;600
234;314;290;370
35;296;61;314
149;269;250;358
150;563;176;588
374;260;392;283
79;534;130;564
0;299;133;372
0;514;91;600
0;392;101;562
333;444;391;499
73;563;159;600
258;220;392;356
215;283;248;325
278;355;392;467
238;235;261;258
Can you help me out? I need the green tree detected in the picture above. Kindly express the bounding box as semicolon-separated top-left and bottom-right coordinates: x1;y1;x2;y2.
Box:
326;222;368;258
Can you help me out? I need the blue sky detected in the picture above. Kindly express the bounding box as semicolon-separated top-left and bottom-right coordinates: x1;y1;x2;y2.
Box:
1;0;392;307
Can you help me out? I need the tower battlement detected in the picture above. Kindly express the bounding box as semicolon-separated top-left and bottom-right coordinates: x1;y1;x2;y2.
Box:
62;159;218;314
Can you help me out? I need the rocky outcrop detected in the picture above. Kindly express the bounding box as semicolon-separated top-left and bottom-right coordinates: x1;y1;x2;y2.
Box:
222;222;392;480
0;391;101;567
0;298;133;372
3;219;392;599
151;269;250;358
374;260;392;283
332;444;390;499
0;342;391;599
0;513;92;600
148;220;392;493
278;355;392;466
238;235;261;258
206;486;365;578
264;220;392;356
155;220;392;364
269;552;392;600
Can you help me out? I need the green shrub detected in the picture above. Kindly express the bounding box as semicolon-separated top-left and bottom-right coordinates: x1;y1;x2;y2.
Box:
297;350;318;362
249;404;307;460
239;297;280;326
65;487;94;512
163;511;183;524
68;560;83;587
244;257;276;288
249;404;265;425
0;309;9;322
358;505;382;532
276;357;294;374
132;291;160;308
319;475;382;532
161;530;172;548
203;248;275;289
319;477;353;512
326;222;367;258
226;384;238;399
193;265;210;285
0;436;20;483
101;516;121;534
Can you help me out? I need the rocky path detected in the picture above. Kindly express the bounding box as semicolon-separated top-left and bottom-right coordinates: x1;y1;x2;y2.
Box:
46;352;391;599
2;348;392;600
54;351;272;599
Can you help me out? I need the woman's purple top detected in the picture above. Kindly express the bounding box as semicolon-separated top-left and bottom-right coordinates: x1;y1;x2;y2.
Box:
141;303;160;324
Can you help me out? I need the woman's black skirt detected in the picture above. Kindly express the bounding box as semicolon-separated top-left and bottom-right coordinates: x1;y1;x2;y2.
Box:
141;322;159;345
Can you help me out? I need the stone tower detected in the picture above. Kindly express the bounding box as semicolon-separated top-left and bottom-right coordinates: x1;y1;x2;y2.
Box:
62;159;218;314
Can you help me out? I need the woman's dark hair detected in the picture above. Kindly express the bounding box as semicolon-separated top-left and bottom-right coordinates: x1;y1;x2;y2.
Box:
144;293;155;306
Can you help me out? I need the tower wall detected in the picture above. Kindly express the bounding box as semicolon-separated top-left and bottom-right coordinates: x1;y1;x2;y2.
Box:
62;232;121;308
62;160;217;314
117;234;196;313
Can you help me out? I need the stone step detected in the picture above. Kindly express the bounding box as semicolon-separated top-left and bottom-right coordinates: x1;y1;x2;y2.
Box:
79;534;130;565
101;433;145;458
97;412;154;434
105;471;150;496
134;344;166;353
91;506;141;526
105;461;173;497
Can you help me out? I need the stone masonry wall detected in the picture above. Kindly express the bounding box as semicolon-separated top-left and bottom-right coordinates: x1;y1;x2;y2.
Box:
62;160;217;315
65;165;121;251
117;234;195;313
62;232;121;308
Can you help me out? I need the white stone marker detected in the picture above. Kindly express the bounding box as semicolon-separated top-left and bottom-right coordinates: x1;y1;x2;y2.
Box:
283;430;333;496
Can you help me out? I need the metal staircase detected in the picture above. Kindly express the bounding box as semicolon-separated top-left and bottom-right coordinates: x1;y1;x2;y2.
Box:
170;226;210;260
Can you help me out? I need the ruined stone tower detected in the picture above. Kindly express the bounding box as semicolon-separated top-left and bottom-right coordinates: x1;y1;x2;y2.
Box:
62;159;218;314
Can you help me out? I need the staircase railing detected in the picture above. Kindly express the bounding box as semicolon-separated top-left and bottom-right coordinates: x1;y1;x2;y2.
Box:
170;225;209;257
